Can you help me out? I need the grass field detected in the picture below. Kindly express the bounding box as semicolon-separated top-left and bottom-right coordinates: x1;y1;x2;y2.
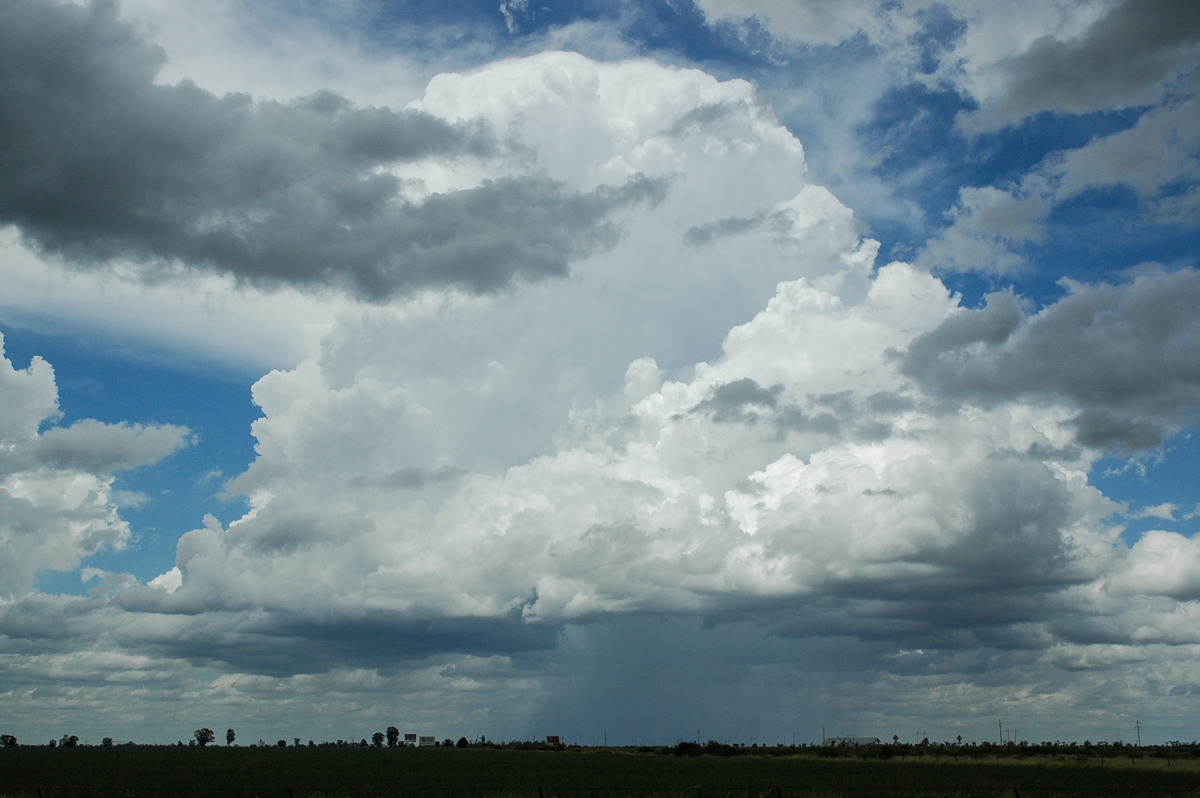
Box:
2;745;1200;798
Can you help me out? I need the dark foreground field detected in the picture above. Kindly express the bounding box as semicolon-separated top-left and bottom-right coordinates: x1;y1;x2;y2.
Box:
2;746;1199;798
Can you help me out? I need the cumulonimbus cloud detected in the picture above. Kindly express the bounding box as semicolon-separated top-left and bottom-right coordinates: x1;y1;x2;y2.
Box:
41;48;1190;683
3;7;1200;744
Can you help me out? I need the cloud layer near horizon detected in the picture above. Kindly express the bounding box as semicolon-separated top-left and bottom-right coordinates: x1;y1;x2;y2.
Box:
2;0;1199;747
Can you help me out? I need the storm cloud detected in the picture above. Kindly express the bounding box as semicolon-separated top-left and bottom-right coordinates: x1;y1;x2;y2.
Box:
902;269;1200;451
0;0;658;299
970;0;1200;126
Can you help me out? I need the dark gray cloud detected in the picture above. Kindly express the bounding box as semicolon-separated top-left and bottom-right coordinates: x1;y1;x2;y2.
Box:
692;381;900;439
0;593;558;682
0;0;660;299
1068;409;1167;452
683;211;770;246
979;0;1200;123
32;419;191;474
691;379;846;438
692;377;781;423
0;417;190;481
0;595;110;655
103;603;561;676
903;290;1023;368
901;269;1200;451
766;599;1055;656
683;207;800;247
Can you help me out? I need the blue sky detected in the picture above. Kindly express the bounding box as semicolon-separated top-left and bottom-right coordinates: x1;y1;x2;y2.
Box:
2;0;1199;747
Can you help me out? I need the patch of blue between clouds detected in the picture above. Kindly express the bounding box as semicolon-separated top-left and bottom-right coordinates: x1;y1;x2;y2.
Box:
1095;433;1200;545
368;0;532;36
857;83;977;214
2;324;258;594
908;2;966;76
968;108;1145;184
508;0;779;72
1043;195;1198;280
280;0;778;82
622;2;781;68
855;99;1150;270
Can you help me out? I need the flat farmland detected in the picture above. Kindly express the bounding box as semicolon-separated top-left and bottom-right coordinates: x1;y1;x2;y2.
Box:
2;746;1199;798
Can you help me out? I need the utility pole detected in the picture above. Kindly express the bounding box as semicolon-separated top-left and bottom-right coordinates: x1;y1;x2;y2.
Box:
1136;720;1142;747
998;719;1003;745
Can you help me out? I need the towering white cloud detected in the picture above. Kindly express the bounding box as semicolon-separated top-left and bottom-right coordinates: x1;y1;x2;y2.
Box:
96;54;1188;712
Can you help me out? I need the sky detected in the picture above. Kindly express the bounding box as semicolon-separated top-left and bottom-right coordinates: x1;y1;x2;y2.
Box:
1;0;1200;748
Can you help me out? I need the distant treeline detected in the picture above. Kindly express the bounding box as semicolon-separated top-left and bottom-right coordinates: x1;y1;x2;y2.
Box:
6;734;1200;760
666;739;1200;760
0;733;567;751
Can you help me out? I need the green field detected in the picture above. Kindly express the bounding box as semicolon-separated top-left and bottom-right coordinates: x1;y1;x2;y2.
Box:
3;746;1199;798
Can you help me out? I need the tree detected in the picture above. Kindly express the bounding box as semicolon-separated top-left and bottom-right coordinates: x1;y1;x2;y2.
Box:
60;735;79;748
0;734;16;747
226;728;236;746
101;737;113;747
386;726;400;747
194;728;215;747
372;732;385;747
456;736;469;748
